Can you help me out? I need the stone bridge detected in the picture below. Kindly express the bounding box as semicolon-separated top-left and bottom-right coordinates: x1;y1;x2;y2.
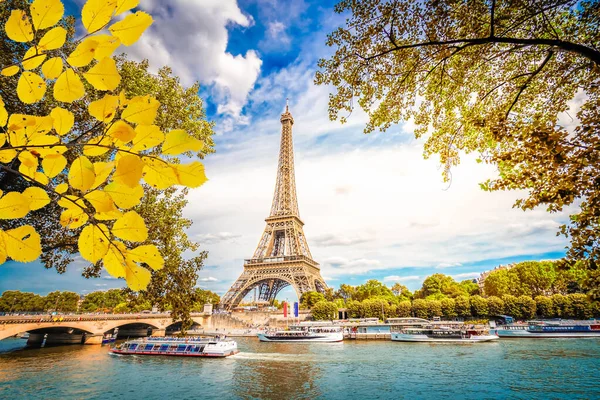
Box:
0;313;212;344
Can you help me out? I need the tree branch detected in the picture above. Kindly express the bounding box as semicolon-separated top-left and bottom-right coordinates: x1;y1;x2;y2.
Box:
505;51;554;117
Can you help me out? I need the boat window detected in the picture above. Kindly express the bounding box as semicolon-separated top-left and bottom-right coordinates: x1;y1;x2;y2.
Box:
159;344;169;351
128;344;138;350
144;344;154;351
177;344;187;352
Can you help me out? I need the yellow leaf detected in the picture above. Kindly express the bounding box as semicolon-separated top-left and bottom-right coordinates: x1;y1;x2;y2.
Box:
0;149;17;163
83;57;121;91
60;207;89;229
68;156;96;192
104;182;143;209
22;187;50;210
0;134;5;147
55;182;68;193
78;223;110;262
108;11;152;46
0;103;5;128
131;125;164;152
0;192;31;219
125;261;151;291
88;94;119;123
103;242;127;278
41;57;63;79
50;106;74;135
22;46;46;70
142;157;178;189
162;129;204;155
4;225;41;262
33;172;49;186
83;135;113;156
174;162;208;188
96;209;122;220
93;34;121;60
8;128;27;147
0;232;6;265
54;69;85;103
1;65;20;77
29;135;65;157
17;72;46;104
38;26;67;51
41;154;67;178
18;151;38;168
91;161;115;189
24;115;53;139
115;0;139;15
121;95;159;126
5;10;34;43
66;38;98;67
114;154;144;188
112;210;147;242
19;162;37;180
128;244;163;270
84;190;116;212
58;194;85;209
82;0;117;34
30;0;64;30
107;120;135;142
8;114;36;130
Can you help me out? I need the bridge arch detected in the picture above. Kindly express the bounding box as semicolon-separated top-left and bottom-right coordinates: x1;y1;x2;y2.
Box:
0;323;95;341
227;275;300;309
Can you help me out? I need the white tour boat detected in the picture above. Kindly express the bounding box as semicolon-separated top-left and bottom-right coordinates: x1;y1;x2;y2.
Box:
391;327;499;343
258;326;343;342
110;336;239;357
491;320;600;338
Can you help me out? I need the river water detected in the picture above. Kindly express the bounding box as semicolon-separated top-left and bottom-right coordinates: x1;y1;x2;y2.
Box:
1;337;599;399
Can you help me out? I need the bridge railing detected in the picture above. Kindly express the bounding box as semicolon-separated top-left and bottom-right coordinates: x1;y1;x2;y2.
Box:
0;312;210;325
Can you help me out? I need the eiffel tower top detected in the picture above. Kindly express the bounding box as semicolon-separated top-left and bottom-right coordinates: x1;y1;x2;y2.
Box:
269;101;299;219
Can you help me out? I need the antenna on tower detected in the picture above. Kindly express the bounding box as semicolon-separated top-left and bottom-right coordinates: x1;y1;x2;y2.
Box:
286;98;289;112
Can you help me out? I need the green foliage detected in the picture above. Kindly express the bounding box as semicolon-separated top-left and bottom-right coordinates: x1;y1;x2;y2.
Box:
440;298;457;318
568;293;592;319
469;295;489;317
311;301;339;321
411;299;428;319
353;280;395;302
0;290;45;312
515;295;537;320
396;300;412;317
502;295;519;318
300;291;326;309
486;296;505;316
551;294;573;318
317;0;600;298
534;295;554;318
427;300;442;319
460;280;480;296
454;296;471;318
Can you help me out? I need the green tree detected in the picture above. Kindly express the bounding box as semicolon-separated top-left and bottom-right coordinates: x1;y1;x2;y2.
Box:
113;302;130;313
470;295;489;317
460;280;480;296
454;295;471;318
396;300;412;317
300;291;326;309
311;301;338;321
483;269;512;298
316;0;600;296
0;290;45;312
515;296;537;320
412;299;429;319
354;280;395;301
502;295;519;318
535;296;554;318
427;300;442;319
568;293;591;319
552;294;573;318
45;291;79;312
80;291;106;312
335;284;356;301
440;298;457;319
346;299;365;318
511;261;556;297
487;296;505;316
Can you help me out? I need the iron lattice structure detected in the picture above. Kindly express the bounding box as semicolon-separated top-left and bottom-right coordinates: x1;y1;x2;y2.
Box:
220;105;328;310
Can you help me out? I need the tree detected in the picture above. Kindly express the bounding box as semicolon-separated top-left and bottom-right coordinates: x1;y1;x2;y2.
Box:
346;299;364;318
418;273;466;299
483;269;512;298
551;294;573;318
460;280;480;296
502;295;519;319
534;295;554;318
316;0;600;296
80;291;106;312
515;295;537;320
470;295;489;317
440;298;457;318
511;261;556;297
396;300;412;317
454;295;471;318
45;290;78;312
354;279;395;301
311;301;338;321
0;290;44;312
487;296;505;316
300;291;326;309
391;282;413;300
412;299;429;319
427;299;442;319
336;284;356;301
0;0;211;294
568;293;591;319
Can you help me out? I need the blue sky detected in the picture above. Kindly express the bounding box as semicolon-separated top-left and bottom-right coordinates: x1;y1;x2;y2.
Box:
1;0;573;299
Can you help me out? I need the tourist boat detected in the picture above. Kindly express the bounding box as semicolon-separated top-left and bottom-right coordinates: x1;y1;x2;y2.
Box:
102;328;118;345
257;326;344;342
391;328;499;343
109;336;239;357
491;320;600;338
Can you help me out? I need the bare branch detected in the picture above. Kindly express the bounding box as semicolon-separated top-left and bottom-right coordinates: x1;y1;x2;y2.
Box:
505;51;554;117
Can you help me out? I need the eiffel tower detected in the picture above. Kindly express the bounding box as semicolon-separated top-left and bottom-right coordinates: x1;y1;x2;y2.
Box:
220;103;327;310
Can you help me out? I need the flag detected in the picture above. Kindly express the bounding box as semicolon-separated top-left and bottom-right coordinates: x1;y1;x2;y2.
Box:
293;302;299;317
283;302;288;318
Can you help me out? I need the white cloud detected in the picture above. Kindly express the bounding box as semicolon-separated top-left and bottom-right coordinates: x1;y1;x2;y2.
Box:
436;262;463;269
123;0;262;118
383;275;421;283
198;277;220;282
312;233;374;247
196;232;241;244
451;272;482;280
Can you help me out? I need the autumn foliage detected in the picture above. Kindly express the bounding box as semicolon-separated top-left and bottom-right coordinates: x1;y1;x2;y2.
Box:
0;0;208;291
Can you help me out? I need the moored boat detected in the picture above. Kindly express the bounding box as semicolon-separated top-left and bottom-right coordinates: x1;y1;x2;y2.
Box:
491;320;600;338
258;326;343;342
110;336;239;357
391;328;499;343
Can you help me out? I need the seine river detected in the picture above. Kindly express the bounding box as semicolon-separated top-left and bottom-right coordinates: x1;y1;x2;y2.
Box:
1;337;599;399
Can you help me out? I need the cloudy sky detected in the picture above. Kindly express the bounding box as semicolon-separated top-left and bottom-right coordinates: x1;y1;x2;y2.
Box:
0;0;572;299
